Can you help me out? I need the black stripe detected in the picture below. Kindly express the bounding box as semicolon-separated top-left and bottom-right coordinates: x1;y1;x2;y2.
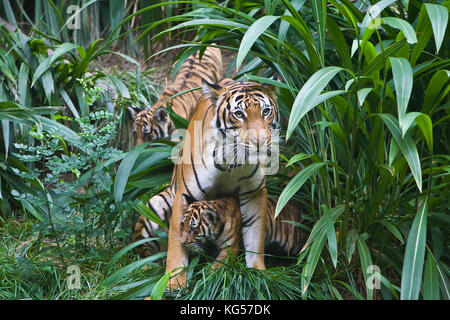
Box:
239;177;265;198
238;163;259;181
191;151;207;195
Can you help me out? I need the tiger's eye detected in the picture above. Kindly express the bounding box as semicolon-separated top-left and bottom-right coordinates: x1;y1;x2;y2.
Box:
262;108;271;117
234;111;244;118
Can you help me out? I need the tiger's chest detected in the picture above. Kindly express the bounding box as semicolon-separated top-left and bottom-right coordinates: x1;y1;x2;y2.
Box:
184;162;264;201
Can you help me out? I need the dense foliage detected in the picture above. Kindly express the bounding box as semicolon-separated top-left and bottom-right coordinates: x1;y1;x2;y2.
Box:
0;0;448;300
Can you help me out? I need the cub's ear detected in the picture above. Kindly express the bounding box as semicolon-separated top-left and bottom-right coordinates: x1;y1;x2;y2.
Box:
181;193;196;208
202;79;223;102
154;108;168;122
128;106;141;119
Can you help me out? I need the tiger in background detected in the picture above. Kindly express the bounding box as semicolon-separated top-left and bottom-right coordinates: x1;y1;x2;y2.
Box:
128;45;223;145
179;196;306;268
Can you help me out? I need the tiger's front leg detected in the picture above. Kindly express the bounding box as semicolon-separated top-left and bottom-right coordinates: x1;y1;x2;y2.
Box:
239;188;267;270
165;191;189;289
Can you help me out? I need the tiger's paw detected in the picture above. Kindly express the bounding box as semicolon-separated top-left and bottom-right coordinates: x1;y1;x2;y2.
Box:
167;274;187;290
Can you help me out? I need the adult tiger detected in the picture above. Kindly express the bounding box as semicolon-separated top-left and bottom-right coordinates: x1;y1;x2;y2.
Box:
165;77;280;288
179;196;305;268
128;46;223;145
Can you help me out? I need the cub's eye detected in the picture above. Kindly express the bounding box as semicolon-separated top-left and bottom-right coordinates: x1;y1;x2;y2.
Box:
234;110;244;119
262;108;272;117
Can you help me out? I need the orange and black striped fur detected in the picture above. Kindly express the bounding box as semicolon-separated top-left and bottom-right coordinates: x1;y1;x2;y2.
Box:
180;196;241;268
128;46;222;145
138;196;306;260
163;78;279;288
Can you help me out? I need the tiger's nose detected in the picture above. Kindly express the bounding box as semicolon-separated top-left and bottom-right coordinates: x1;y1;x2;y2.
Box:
248;130;268;147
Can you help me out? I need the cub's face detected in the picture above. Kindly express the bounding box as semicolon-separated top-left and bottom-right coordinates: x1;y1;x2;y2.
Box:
180;202;222;253
128;107;171;145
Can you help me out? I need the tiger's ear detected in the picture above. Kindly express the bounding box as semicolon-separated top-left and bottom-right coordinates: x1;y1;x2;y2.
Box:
262;74;280;92
202;79;223;102
181;193;196;208
128;106;141;119
154;108;168;122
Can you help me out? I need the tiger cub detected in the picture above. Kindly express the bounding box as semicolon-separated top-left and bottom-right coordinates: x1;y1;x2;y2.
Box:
180;197;306;267
180;196;241;269
128;46;222;145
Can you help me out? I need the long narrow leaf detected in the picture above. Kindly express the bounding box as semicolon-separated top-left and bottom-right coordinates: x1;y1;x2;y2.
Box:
401;199;428;300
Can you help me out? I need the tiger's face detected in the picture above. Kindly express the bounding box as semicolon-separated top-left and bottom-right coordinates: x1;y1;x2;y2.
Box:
128;107;174;145
180;201;223;253
203;79;279;165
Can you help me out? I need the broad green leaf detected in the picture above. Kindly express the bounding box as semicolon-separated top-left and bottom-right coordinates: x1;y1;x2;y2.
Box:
390;57;413;136
114;143;147;203
301;225;326;295
136;201;168;230
301;205;345;252
357;88;372;106
360;0;396;32
401;199;428;300
106;238;159;271
357;235;374;300
401;112;433;153
323;205;338;268
425;4;449;53
382;17;417;44
32;43;79;86
345;229;358;263
150;272;171;300
287;67;345;139
378;114;422;192
380;220;404;244
102;252;166;286
423;249;440;300
327;16;353;70
236;15;279;70
423;70;450;115
285;153;311;167
275;162;327;217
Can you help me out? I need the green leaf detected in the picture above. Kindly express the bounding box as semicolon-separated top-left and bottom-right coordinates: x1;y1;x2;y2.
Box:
106;238;159;272
390;57;413;136
382;17;417;44
424;4;449;53
114;143;148;203
423;249;440;300
275;162;327;217
102;252;166;286
401;112;433;153
287;67;345;139
150;272;171;300
379;220;404;244
32;43;79;86
378;114;422;192
301;224;326;295
357;235;374;300
345;229;358;263
236;15;279;70
422;70;450;115
401;199;428;300
285;153;311;167
357;88;372;107
323;205;338;268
